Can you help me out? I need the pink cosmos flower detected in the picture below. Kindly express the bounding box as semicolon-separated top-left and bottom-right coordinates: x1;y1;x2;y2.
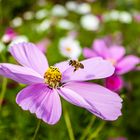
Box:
105;74;124;91
0;42;122;125
36;39;50;54
133;13;140;23
2;28;17;44
83;39;139;91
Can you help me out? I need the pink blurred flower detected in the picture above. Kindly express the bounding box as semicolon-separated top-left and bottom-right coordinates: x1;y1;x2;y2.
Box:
0;42;122;125
105;74;124;91
83;39;139;91
36;39;50;53
133;13;140;23
2;28;17;44
109;137;127;140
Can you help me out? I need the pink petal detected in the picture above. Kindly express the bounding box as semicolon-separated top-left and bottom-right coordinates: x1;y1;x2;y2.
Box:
9;42;49;76
105;75;124;92
62;57;115;82
109;45;125;61
36;39;50;53
0;63;44;85
92;39;109;58
83;48;97;58
64;82;122;121
116;55;140;75
55;61;70;73
16;84;62;125
58;87;90;109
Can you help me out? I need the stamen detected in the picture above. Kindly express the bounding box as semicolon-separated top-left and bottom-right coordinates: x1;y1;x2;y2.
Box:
44;66;62;88
66;47;71;52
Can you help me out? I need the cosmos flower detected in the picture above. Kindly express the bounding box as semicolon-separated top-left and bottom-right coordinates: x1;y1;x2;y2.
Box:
1;28;17;44
103;10;132;24
103;10;120;22
119;11;132;23
59;36;81;59
57;19;74;30
23;11;34;20
80;14;100;31
105;74;124;92
66;1;91;15
76;3;91;15
65;1;78;12
133;12;140;23
1;28;28;49
35;9;48;20
0;42;122;125
36;19;51;33
9;35;28;47
36;39;50;53
83;39;139;91
51;4;68;17
11;17;23;27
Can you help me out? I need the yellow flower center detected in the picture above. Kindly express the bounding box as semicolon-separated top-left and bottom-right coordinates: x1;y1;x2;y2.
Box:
66;47;71;52
44;66;62;88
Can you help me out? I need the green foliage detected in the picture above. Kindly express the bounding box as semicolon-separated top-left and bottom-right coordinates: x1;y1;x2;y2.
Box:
0;0;140;140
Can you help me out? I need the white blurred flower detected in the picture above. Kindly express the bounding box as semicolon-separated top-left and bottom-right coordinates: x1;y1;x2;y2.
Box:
35;9;48;19
103;10;132;23
11;17;23;27
119;11;132;23
77;3;91;14
80;14;100;31
65;1;78;11
66;2;91;14
57;19;74;30
38;0;47;6
51;5;68;17
59;37;82;59
23;11;34;20
36;19;51;32
0;41;5;52
2;35;11;43
9;35;28;47
103;10;120;21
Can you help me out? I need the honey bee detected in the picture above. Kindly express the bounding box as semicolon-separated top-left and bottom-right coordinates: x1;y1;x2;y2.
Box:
69;60;84;72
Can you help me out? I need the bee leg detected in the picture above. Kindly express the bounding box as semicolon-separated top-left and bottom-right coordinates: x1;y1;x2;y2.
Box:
74;68;76;72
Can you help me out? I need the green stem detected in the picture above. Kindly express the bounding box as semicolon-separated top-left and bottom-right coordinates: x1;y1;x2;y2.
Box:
87;121;105;140
80;116;96;140
32;119;41;140
0;78;8;111
0;54;6;62
63;105;75;140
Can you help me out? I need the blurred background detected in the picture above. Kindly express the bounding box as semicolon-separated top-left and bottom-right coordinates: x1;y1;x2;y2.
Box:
0;0;140;140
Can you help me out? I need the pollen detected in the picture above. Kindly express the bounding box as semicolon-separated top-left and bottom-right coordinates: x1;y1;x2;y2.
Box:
44;66;62;88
